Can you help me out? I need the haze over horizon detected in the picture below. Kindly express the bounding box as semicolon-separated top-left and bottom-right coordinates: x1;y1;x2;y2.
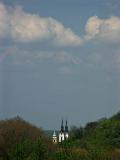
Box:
0;0;120;130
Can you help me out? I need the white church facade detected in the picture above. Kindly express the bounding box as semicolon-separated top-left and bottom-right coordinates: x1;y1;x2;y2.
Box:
52;120;69;144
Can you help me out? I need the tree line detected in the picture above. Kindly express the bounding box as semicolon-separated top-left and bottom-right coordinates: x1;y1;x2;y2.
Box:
0;112;120;160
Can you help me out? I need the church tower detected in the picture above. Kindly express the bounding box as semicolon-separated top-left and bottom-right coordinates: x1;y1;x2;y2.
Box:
59;120;65;142
53;120;69;143
65;120;69;140
52;130;57;144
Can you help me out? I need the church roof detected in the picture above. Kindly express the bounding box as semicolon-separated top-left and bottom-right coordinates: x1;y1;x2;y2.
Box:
53;130;57;137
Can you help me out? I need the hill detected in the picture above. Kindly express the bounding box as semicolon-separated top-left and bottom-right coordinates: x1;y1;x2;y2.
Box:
0;112;120;160
111;111;120;120
0;116;54;160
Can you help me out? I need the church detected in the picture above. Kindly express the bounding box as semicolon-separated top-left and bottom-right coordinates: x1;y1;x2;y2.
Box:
52;120;69;144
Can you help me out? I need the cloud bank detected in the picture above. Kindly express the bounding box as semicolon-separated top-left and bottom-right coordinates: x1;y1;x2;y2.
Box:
85;16;120;43
0;3;82;47
0;2;120;47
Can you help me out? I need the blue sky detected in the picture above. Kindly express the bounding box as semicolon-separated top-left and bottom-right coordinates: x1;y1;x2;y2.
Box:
0;0;120;129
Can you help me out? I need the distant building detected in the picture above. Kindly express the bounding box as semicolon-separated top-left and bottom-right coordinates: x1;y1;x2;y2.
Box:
52;120;69;144
52;130;57;144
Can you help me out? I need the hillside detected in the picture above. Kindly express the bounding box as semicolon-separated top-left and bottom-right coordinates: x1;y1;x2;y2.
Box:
0;112;120;160
0;116;54;160
70;112;120;148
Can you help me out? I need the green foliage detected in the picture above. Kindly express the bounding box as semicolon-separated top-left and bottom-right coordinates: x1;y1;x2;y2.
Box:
9;140;33;160
54;148;89;160
0;117;51;160
84;121;98;137
30;138;48;160
9;139;48;160
0;112;120;160
111;111;120;120
70;126;84;140
87;119;120;149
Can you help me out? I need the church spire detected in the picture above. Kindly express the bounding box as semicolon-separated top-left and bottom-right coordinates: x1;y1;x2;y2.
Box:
61;120;64;132
65;120;68;133
59;120;69;142
52;130;57;144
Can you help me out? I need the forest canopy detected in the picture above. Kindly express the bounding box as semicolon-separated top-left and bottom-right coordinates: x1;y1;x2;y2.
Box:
0;112;120;160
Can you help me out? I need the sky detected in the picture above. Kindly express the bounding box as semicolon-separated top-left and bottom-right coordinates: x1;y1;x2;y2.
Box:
0;0;120;130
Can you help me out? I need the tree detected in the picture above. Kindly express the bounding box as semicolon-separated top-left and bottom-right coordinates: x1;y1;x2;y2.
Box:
30;138;48;160
70;126;84;140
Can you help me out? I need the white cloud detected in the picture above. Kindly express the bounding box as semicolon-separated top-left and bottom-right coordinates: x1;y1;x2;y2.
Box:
0;3;82;47
85;16;120;43
0;2;120;47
